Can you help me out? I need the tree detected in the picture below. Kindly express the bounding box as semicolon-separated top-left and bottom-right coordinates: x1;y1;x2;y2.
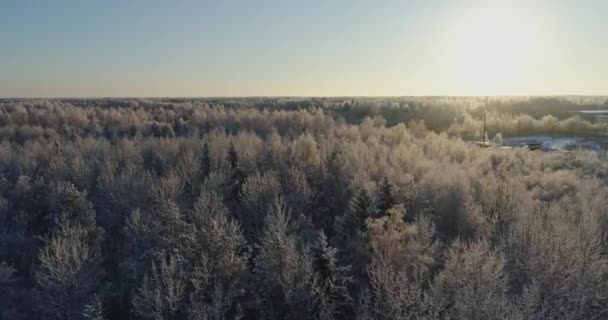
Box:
132;252;186;320
240;171;282;242
375;177;396;216
314;146;353;234
282;167;313;219
122;197;188;285
431;240;516;320
82;295;105;320
186;190;248;320
0;261;26;320
0;261;15;286
310;232;352;320
253;198;315;320
48;182;98;235
201;141;211;181
367;206;438;281
290;134;321;171
35;221;102;320
337;189;375;237
357;258;439;320
225;143;247;204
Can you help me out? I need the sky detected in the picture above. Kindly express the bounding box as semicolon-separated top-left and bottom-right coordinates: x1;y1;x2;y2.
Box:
1;0;607;97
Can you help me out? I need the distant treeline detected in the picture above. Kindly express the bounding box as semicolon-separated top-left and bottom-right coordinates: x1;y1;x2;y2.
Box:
1;96;607;139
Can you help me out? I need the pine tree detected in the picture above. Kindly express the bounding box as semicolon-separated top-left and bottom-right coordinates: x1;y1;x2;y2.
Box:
35;182;105;320
225;143;247;204
35;221;102;320
0;261;15;283
132;252;186;320
253;198;315;320
48;182;97;234
0;261;23;319
338;189;375;237
181;179;197;209
122;196;188;291
187;191;248;320
319;147;353;230
376;177;396;216
201;141;211;180
240;171;282;242
227;143;240;172
259;146;279;173
83;295;105;320
149;196;188;251
282;167;312;219
310;232;352;320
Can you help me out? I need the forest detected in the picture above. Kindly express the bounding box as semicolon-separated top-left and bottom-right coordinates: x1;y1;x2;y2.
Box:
1;97;608;319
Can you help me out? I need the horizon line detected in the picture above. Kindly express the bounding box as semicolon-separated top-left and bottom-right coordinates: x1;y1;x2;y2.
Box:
1;94;608;100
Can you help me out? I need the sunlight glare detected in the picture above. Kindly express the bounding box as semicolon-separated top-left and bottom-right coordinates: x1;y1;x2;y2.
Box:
445;4;540;95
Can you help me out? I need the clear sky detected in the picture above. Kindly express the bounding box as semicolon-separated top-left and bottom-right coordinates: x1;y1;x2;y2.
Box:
1;0;607;97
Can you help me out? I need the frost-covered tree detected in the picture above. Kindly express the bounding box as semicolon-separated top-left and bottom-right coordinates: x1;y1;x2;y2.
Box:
282;167;313;218
337;189;375;237
240;171;282;242
431;240;516;320
310;232;352;320
225;143;247;204
253;198;315;320
186;190;248;320
3;98;608;319
35;221;102;320
357;259;439;320
82;295;105;320
48;182;102;243
132;253;186;320
201;141;211;180
367;206;438;281
375;177;396;216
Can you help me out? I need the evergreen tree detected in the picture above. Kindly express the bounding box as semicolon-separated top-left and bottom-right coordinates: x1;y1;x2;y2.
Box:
201;141;211;180
48;182;98;234
148;196;188;251
122;196;188;287
310;232;352;320
227;143;240;172
186;191;248;320
376;177;396;216
0;261;15;286
282;167;313;219
0;261;26;320
225;143;247;204
82;295;105;320
181;179;197;210
337;189;375;237
315;147;353;234
253;198;315;320
240;171;282;242
35;221;102;320
259;146;279;173
132;252;186;320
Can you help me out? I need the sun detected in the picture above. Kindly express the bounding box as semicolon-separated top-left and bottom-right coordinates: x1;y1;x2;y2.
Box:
444;4;540;95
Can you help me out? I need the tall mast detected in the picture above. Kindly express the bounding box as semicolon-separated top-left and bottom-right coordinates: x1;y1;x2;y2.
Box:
483;97;487;145
483;108;486;145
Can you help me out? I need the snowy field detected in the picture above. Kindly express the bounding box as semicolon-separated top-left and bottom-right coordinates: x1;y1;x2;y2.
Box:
503;135;608;152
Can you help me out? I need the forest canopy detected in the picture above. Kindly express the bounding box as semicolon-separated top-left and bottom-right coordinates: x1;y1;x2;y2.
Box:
1;97;608;319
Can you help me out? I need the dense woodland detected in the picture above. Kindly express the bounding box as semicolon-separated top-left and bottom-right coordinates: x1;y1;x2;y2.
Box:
1;97;608;319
